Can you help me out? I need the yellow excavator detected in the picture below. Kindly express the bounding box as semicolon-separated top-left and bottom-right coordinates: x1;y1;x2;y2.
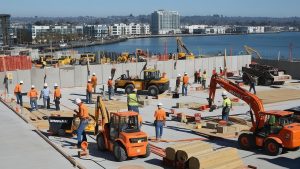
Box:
176;37;195;60
244;45;262;59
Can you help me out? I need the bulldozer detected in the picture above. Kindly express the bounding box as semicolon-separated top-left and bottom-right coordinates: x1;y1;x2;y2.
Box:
79;53;96;65
95;96;150;161
114;64;169;96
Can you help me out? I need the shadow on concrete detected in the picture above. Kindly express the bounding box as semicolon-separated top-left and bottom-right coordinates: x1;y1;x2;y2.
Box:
258;156;300;169
70;93;86;97
144;158;167;168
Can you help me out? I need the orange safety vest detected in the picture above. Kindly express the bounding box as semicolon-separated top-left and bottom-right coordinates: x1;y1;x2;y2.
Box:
27;89;38;98
78;103;89;119
107;79;113;87
54;88;61;98
91;76;97;87
154;109;166;121
14;84;22;93
138;114;143;125
183;76;189;85
87;83;93;92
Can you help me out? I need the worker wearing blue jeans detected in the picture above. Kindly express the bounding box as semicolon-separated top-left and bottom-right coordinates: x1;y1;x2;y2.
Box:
154;103;166;141
74;98;89;148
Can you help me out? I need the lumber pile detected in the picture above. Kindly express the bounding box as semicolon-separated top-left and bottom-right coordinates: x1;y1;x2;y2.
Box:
257;89;300;104
188;147;243;169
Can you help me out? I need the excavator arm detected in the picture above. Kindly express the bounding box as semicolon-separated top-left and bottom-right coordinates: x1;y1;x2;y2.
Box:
208;74;266;130
176;37;192;55
244;45;262;59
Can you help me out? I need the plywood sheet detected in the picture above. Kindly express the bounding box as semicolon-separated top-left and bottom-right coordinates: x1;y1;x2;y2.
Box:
257;89;300;104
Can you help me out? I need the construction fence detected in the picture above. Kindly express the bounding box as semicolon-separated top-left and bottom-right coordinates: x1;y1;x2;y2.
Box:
0;55;251;94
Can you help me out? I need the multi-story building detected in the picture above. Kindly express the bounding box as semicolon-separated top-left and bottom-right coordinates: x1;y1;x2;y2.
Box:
0;14;12;46
94;25;109;38
151;10;180;35
109;23;129;36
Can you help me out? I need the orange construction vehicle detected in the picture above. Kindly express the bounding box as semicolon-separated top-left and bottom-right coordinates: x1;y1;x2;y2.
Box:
94;96;150;161
208;74;300;156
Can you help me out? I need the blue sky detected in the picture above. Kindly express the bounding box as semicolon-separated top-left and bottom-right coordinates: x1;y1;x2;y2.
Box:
1;0;300;17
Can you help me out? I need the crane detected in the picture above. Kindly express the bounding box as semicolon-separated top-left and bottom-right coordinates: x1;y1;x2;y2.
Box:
244;45;262;59
176;37;195;60
208;74;300;156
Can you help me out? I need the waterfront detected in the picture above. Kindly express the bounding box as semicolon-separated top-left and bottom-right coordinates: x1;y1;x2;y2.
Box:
77;32;300;60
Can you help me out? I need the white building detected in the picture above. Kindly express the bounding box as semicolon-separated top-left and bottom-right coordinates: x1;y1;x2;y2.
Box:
248;26;265;33
31;25;50;40
151;10;180;35
205;26;226;34
183;25;207;34
109;23;150;36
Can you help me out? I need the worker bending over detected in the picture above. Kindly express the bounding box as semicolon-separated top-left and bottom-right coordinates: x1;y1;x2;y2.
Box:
53;83;61;111
91;73;98;93
154;103;166;141
86;79;93;104
182;72;189;96
40;83;51;109
28;85;39;111
14;80;24;106
107;76;113;100
74;98;89;148
127;88;139;113
221;91;232;122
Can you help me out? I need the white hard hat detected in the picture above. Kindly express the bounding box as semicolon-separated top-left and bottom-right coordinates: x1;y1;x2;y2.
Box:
31;85;35;88
178;74;181;77
88;79;91;82
184;72;188;75
75;98;82;104
92;73;96;75
19;80;24;84
222;91;228;96
54;83;58;87
108;76;112;79
44;83;48;87
157;103;163;106
133;88;138;92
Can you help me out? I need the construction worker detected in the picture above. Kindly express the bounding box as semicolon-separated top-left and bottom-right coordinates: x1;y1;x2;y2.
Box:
248;75;257;94
53;83;61;111
107;76;113;100
14;80;24;106
221;91;232;122
175;74;181;94
74;98;89;148
182;72;189;96
91;73;97;93
197;70;201;84
194;71;198;83
28;85;39;111
138;114;143;129
212;67;217;75
202;70;207;89
127;88;139;113
86;79;93;104
40;83;51;109
154;103;166;141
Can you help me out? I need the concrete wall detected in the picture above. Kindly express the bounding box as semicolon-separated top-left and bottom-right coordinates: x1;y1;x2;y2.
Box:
253;58;300;79
0;55;251;93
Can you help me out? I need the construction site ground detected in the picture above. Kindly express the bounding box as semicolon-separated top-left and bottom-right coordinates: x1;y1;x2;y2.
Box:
1;78;300;169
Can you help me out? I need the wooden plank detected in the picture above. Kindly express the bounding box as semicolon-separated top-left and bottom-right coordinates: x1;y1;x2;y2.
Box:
257;89;300;104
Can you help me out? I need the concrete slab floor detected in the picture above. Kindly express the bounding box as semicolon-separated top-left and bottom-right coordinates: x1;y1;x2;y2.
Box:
1;79;300;169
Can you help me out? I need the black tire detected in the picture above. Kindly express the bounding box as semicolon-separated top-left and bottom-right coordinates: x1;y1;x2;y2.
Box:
96;134;105;151
125;84;134;94
264;139;283;156
142;144;151;158
148;85;159;96
113;142;127;162
238;133;255;150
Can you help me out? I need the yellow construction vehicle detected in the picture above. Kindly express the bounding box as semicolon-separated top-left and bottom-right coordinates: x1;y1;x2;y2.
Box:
244;45;262;59
100;56;111;64
176;37;195;60
115;64;170;96
117;52;130;63
58;56;76;65
79;53;96;65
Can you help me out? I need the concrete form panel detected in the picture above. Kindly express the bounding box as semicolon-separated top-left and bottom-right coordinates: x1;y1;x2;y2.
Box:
16;69;31;92
74;66;86;87
59;67;75;88
31;68;45;90
45;67;60;88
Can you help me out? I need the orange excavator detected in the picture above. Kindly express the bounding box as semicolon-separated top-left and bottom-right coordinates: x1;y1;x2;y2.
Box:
94;96;150;161
208;74;300;155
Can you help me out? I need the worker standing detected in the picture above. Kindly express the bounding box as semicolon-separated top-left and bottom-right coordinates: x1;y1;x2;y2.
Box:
182;72;189;96
14;80;24;106
86;79;93;104
221;91;232;122
107;76;113;100
175;74;181;94
53;83;61;111
127;88;139;113
194;71;198;83
202;70;207;89
154;103;166;141
197;70;201;84
74;98;89;148
91;73;98;93
40;83;51;109
248;75;257;94
28;85;39;111
138;114;143;130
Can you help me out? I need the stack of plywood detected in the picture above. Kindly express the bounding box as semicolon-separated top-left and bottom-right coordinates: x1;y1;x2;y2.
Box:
257;89;300;104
